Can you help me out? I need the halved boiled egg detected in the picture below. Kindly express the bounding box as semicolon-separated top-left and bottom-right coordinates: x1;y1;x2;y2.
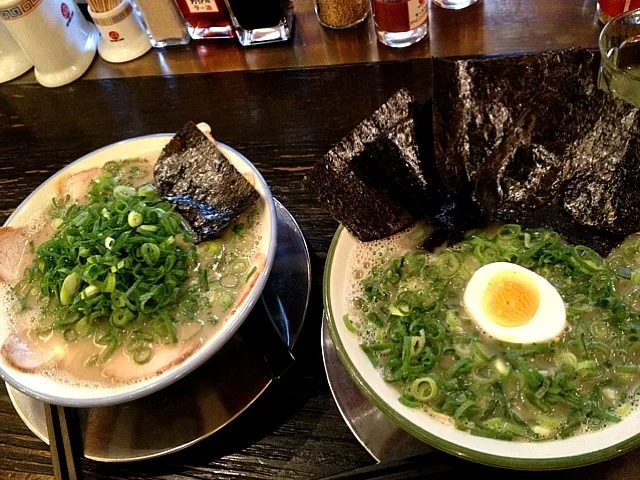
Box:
463;262;566;344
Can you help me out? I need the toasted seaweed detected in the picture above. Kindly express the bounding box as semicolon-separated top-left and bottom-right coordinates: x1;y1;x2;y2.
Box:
154;122;259;243
432;49;640;254
304;157;415;241
304;89;444;241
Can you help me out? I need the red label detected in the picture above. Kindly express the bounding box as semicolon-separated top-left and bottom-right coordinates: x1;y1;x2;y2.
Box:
109;31;119;40
373;0;427;33
599;0;640;17
182;0;219;14
60;2;70;19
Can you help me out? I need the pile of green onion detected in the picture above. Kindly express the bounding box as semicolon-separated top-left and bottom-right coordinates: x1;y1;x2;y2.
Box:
19;172;196;365
350;224;640;441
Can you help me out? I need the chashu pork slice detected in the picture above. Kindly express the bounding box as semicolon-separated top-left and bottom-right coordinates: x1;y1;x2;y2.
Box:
1;331;64;373
0;227;33;284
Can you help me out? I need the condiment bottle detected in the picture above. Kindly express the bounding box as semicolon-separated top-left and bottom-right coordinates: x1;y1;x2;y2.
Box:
134;0;190;47
372;0;428;48
224;0;293;46
174;0;233;39
597;0;640;23
315;0;369;29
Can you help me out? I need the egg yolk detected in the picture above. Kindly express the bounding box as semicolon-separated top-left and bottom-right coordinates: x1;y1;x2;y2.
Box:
481;271;540;327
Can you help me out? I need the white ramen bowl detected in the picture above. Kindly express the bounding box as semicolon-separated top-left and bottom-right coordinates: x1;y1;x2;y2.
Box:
325;226;640;469
0;130;277;407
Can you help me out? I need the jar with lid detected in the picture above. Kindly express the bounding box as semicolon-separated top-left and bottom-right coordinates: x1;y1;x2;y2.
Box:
315;0;369;29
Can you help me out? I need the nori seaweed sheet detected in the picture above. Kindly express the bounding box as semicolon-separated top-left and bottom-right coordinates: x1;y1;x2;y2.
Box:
304;116;415;241
433;49;640;254
154;122;259;243
304;89;440;241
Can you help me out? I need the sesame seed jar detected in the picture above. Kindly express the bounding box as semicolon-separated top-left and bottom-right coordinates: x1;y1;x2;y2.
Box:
315;0;370;29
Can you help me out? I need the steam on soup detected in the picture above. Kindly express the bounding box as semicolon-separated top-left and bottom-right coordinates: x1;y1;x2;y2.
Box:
0;159;263;386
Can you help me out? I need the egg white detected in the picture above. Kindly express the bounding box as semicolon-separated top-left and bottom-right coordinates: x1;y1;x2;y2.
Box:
463;262;566;344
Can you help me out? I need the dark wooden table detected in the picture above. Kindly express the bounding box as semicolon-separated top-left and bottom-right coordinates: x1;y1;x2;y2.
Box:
2;1;639;479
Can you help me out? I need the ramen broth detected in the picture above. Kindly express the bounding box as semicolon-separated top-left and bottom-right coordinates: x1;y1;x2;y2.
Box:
344;224;640;441
0;159;263;386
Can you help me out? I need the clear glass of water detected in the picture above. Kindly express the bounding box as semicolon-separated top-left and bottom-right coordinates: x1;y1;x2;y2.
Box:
432;0;479;10
599;9;640;107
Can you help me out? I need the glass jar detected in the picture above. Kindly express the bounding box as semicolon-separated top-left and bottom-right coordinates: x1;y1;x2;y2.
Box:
224;0;293;46
174;0;234;39
372;0;428;48
134;0;190;48
598;9;640;107
315;0;369;29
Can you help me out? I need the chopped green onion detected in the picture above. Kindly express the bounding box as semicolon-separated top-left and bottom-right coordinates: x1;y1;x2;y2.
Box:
231;258;250;274
82;285;100;298
140;243;160;265
220;274;239;288
398;394;422;408
344;313;360;333
575;360;597;378
127;211;143;228
218;292;234;310
60;272;81;305
114;185;136;198
103;273;116;293
63;328;77;342
409;377;438;402
493;358;511;377
133;346;153;364
76;316;91;335
614;364;640;374
207;240;223;255
111;309;134;327
246;265;257;282
137;184;156;197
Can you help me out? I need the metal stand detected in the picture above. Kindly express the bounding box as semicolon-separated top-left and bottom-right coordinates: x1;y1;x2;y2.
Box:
321;316;431;462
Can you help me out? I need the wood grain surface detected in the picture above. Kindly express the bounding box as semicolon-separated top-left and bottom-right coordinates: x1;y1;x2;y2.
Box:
2;54;640;480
